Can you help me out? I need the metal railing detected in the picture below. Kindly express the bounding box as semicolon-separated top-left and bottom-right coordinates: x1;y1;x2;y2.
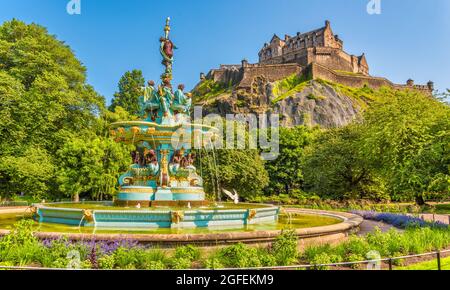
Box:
0;249;448;271
212;249;450;270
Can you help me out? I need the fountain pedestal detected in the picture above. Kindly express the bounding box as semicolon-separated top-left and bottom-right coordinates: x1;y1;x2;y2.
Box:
154;188;174;201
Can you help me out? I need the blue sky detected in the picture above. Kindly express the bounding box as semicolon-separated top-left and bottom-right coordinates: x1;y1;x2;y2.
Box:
0;0;449;104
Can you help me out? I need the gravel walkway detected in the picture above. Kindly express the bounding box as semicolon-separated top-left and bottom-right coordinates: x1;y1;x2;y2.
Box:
357;219;401;236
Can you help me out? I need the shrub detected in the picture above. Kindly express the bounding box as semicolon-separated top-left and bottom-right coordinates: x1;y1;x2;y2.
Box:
51;258;68;269
347;254;365;269
256;248;277;267
272;230;298;265
98;255;115;270
310;253;333;270
113;247;138;269
203;257;224;269
174;245;200;262
136;249;169;269
217;243;262;268
302;244;334;262
143;260;166;270
341;236;371;259
170;258;192;270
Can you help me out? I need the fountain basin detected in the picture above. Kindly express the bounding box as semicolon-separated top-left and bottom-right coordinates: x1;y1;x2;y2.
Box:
32;202;280;229
0;208;362;248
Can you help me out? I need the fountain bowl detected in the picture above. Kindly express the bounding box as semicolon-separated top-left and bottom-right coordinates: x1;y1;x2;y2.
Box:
31;202;280;229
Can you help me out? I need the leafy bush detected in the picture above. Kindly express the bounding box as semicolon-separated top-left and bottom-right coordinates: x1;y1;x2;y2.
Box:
216;243;262;268
311;253;337;270
113;247;138;269
170;258;192;270
346;254;365;269
174;245;200;262
143;260;166;270
98;255;115;270
203;257;224;269
272;230;298;265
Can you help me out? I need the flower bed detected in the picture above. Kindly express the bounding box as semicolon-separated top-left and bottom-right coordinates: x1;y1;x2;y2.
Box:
351;211;448;229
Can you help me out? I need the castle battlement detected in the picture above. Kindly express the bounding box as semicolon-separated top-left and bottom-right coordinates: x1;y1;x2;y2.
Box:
198;21;433;96
258;21;368;76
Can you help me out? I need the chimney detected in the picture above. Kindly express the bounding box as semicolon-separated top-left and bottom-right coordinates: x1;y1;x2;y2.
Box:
325;20;331;28
241;59;249;68
407;79;415;86
427;81;434;91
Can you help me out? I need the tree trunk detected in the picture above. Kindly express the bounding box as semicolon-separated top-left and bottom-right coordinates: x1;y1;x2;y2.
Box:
73;193;80;203
285;184;290;195
415;194;425;206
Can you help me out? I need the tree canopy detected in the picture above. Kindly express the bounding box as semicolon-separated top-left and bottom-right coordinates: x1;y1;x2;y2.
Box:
0;20;130;202
109;69;145;116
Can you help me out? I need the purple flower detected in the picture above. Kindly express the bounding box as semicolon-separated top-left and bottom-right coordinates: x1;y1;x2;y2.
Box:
351;210;448;229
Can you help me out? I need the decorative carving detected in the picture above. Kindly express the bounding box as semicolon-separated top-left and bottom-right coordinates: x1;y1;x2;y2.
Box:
28;206;38;216
247;209;257;221
171;211;184;224
131;126;141;134
83;210;95;223
146;127;156;134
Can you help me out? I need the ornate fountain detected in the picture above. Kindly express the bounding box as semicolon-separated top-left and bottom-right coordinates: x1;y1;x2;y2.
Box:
33;19;280;229
109;17;215;208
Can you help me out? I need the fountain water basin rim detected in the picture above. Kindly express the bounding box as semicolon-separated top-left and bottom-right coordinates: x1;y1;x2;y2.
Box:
31;202;280;229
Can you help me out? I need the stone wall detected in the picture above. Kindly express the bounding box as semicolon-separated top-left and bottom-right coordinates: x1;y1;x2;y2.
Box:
201;61;432;96
309;63;432;94
238;63;302;89
207;66;243;85
310;62;392;88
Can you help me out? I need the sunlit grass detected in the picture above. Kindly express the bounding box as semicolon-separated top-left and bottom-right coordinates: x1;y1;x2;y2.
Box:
397;256;450;270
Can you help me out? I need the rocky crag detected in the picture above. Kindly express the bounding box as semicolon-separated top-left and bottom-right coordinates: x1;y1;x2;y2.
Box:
193;76;379;128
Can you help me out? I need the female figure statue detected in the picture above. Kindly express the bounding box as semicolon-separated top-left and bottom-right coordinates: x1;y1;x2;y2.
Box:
145;150;159;176
169;150;182;174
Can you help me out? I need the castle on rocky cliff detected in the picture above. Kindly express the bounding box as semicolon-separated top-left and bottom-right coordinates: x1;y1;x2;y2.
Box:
200;21;433;95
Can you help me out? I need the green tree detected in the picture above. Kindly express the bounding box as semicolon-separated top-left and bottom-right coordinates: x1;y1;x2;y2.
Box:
56;135;131;202
361;88;450;204
109;70;145;116
303;125;387;201
197;149;269;201
0;19;105;200
0;147;54;200
265;126;316;196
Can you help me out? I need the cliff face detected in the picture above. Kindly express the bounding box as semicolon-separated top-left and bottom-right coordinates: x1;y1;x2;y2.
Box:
194;80;367;129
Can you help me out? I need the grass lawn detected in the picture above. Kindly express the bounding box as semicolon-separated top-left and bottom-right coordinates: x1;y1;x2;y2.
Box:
398;257;450;270
434;204;450;214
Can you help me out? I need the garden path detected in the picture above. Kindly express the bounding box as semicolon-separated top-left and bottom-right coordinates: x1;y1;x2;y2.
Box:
357;219;401;236
415;214;450;225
